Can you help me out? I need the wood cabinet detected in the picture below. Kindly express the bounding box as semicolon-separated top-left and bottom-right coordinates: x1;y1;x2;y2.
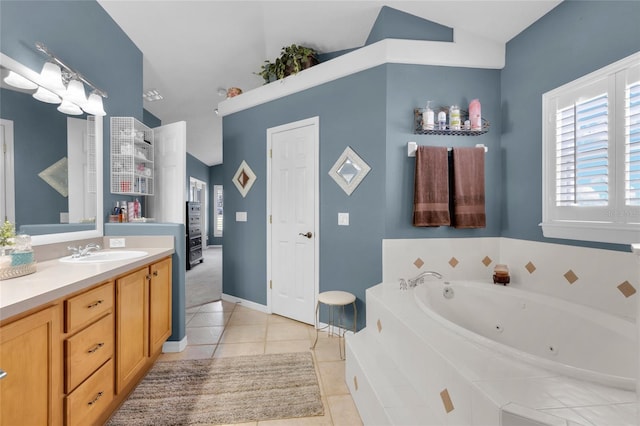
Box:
116;257;172;393
0;255;172;426
0;305;62;426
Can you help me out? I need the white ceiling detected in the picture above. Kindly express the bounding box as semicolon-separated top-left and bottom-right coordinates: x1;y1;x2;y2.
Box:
97;0;562;166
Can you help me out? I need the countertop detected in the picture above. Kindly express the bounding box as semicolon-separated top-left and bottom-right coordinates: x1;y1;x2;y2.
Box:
0;247;174;322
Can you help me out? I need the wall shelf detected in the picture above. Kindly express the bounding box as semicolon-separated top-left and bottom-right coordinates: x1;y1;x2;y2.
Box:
110;117;154;195
413;108;489;136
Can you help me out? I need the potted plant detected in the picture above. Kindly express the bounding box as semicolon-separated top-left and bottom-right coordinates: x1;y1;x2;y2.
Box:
0;220;15;259
257;44;319;84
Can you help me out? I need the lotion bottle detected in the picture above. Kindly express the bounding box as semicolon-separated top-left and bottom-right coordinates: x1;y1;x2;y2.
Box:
437;110;447;130
469;99;482;131
449;105;461;131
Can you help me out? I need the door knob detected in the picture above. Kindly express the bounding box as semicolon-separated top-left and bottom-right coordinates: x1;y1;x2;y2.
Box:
298;231;313;239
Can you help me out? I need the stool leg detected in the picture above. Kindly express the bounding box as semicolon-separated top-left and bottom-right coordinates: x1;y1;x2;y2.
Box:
339;304;346;360
310;300;320;350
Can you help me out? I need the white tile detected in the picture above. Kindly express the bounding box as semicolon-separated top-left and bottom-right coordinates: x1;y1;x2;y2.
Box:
541;408;595;425
571;403;638;426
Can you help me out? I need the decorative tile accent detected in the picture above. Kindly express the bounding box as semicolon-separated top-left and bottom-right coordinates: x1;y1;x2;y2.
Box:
564;269;579;285
525;261;536;274
376;319;382;333
448;257;459;268
414;258;424;268
328;146;371;196
440;388;455;413
353;376;359;391
232;160;256;198
482;256;492;267
617;281;637;298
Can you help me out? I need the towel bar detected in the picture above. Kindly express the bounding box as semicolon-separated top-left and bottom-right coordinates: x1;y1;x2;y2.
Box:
407;142;488;157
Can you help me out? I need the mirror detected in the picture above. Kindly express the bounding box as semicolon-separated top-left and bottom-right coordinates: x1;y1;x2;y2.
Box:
0;52;103;246
328;146;371;196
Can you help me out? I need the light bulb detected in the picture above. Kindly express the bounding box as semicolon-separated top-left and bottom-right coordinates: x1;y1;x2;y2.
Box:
33;86;61;104
83;92;106;116
57;99;83;115
40;62;66;93
3;71;38;90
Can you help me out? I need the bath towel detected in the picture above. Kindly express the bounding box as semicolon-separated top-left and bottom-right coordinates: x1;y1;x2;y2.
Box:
413;146;450;226
452;147;486;228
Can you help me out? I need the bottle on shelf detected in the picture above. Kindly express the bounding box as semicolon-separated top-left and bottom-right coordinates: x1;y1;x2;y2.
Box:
422;101;434;130
469;99;482;131
449;105;461;131
437;110;447;130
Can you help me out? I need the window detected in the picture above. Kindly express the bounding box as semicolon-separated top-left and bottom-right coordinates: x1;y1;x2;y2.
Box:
213;185;223;238
541;52;640;244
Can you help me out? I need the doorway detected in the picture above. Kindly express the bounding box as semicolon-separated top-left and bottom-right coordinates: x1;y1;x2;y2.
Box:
189;177;208;247
267;117;319;325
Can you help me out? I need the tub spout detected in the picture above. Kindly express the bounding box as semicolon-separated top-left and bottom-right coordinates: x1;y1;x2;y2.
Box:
407;271;442;288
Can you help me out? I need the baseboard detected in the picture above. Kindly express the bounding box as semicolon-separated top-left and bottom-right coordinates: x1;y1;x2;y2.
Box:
222;293;269;313
162;336;188;353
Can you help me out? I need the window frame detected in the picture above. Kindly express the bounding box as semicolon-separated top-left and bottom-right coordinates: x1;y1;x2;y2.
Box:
541;51;640;245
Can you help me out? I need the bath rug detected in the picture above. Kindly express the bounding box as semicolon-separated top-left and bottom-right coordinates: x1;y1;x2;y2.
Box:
106;352;324;425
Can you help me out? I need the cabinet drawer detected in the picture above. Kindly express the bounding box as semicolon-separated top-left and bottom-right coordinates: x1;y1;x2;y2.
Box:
65;281;114;333
65;313;114;392
66;359;114;426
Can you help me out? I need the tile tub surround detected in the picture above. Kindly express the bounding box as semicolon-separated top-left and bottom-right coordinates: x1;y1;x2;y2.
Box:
383;238;638;320
346;282;637;426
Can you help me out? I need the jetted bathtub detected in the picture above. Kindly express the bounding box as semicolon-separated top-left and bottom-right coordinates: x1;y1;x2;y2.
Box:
414;280;636;390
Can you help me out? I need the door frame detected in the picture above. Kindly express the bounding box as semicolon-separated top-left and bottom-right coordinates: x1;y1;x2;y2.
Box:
266;116;320;317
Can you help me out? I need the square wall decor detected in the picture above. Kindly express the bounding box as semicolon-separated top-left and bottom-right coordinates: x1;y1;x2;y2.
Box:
233;160;256;198
329;146;371;196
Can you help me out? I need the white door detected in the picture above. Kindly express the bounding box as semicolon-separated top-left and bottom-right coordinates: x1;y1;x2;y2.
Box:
0;119;15;223
268;117;319;325
147;121;187;224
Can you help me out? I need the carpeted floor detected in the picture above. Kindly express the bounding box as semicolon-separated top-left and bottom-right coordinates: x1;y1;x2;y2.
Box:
106;352;324;425
185;246;222;308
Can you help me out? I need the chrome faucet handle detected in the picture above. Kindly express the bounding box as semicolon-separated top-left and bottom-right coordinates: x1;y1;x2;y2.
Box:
399;278;407;290
67;246;80;258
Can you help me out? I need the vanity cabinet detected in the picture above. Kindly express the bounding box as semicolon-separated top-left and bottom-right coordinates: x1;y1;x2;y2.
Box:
116;257;172;394
110;117;154;195
0;305;62;426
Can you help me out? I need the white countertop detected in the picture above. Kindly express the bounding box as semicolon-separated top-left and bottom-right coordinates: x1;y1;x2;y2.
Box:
0;247;174;322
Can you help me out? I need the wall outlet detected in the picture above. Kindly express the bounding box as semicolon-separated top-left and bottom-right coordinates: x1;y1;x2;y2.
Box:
109;238;126;248
338;212;349;226
236;212;247;222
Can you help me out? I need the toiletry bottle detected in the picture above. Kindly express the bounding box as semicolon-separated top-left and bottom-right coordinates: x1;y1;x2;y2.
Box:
120;202;127;223
449;105;461;131
469;99;482;131
134;198;141;219
437;110;447;130
422;101;434;130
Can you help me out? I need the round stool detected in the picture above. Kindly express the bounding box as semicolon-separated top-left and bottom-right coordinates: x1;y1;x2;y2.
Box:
310;291;357;360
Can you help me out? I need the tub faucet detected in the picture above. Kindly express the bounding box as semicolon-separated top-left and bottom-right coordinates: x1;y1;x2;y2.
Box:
406;271;442;288
79;243;101;257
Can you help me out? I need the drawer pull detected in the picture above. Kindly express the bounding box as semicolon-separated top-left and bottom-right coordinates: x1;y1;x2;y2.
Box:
153;270;159;276
87;391;104;406
0;369;7;380
87;342;105;354
86;300;103;309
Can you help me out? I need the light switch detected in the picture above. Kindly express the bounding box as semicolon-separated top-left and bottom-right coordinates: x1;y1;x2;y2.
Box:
338;212;349;226
236;211;247;222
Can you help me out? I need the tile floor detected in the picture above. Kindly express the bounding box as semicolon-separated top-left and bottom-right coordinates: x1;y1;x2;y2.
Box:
158;300;363;426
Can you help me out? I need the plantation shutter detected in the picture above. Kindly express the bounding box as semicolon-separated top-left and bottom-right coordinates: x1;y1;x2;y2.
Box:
555;93;609;206
625;82;640;206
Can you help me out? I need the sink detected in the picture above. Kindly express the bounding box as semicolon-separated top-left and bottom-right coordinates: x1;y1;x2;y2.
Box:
59;250;148;263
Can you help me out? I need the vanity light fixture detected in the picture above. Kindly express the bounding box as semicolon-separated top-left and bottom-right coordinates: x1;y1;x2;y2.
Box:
3;70;38;90
33;42;108;116
32;86;62;104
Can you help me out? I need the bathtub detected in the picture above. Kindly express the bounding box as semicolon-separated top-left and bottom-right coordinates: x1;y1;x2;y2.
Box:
414;280;637;390
345;280;638;425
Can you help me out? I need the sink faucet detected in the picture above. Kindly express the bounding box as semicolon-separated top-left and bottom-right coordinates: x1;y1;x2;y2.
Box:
399;270;442;290
78;243;101;257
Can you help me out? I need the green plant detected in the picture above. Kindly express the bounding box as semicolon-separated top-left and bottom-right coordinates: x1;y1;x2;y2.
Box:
256;44;319;84
0;220;15;247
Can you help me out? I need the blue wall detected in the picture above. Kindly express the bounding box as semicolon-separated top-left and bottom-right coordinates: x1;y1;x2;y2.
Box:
366;6;453;45
0;0;144;223
501;0;640;252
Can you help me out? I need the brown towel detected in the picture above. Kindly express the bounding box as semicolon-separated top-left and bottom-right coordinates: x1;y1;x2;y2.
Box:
452;147;486;228
413;146;450;226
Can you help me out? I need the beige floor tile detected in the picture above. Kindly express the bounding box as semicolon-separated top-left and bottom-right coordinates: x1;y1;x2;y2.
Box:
265;340;313;354
327;395;363;426
267;322;314;341
186;306;200;314
267;314;295;324
310;336;343;362
219;324;267;343
186;326;225;345
318;361;349;396
197;300;234;313
188;311;231;327
158;344;215;361
214;342;265;358
228;308;270;326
